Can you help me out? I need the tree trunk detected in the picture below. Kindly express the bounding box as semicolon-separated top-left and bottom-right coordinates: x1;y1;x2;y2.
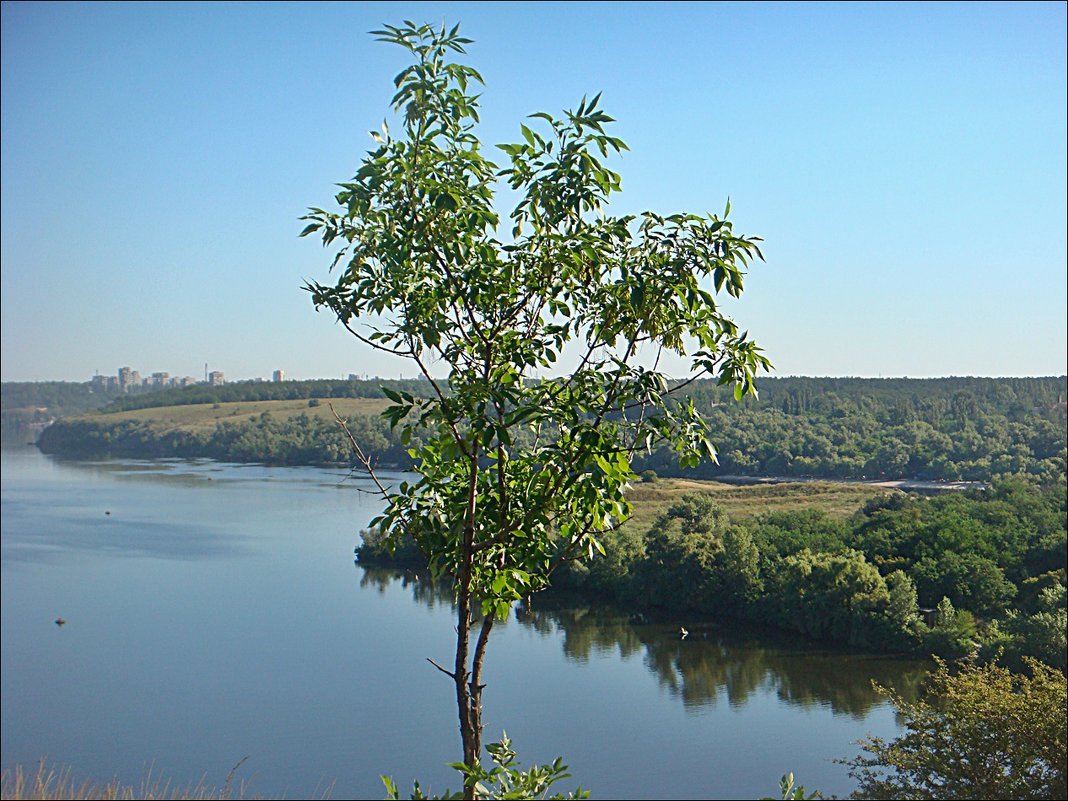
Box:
455;575;476;798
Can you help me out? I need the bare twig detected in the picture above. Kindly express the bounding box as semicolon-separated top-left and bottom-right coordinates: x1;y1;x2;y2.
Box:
328;403;391;502
426;657;458;680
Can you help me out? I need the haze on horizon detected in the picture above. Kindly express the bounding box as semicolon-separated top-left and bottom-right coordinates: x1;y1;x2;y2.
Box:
2;2;1065;383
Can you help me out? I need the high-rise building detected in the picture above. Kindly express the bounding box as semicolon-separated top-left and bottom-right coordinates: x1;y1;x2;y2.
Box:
272;370;285;382
118;366;133;391
208;371;225;386
151;372;169;387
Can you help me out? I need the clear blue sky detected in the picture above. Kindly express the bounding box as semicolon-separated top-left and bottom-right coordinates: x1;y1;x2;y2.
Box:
2;1;1065;382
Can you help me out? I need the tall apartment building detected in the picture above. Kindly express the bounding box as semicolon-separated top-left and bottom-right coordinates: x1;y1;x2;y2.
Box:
117;367;142;392
208;371;225;386
151;372;170;387
272;369;285;382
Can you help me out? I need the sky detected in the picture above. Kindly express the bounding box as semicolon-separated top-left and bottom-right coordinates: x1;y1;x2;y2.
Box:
1;1;1065;382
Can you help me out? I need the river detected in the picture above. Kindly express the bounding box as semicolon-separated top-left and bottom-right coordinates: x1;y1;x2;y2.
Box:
0;448;927;799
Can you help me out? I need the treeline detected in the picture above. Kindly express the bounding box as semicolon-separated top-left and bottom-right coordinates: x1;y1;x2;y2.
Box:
636;375;1067;485
1;381;120;441
37;409;413;466
362;478;1067;666
1;380;122;413
97;378;432;412
32;377;1067;485
21;375;1064;422
634;402;1065;484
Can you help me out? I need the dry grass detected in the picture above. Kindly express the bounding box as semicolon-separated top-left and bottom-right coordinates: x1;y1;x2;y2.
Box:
82;398;389;432
0;759;280;800
623;477;896;533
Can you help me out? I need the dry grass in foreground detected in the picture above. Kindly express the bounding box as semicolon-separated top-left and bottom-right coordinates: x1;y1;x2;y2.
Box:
0;759;291;800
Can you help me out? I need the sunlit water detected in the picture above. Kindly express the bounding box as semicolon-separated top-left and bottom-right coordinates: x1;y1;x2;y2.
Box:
1;448;925;799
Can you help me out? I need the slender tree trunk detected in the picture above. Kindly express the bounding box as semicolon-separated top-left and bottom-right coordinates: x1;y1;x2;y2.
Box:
458;449;480;800
455;583;475;788
469;614;495;759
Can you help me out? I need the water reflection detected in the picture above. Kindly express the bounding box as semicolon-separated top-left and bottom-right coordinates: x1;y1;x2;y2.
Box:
358;566;928;718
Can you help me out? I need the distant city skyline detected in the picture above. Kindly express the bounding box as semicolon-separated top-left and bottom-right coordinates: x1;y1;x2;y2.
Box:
2;2;1065;382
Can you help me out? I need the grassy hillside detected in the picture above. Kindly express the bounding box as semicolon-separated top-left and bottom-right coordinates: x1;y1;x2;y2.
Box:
77;397;390;432
36;398;401;464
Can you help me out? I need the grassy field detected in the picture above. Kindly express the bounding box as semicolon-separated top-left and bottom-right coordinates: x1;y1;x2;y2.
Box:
624;477;895;528
83;398;390;431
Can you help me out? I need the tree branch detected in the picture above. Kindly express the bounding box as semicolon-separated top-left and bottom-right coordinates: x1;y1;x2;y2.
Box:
426;657;458;681
328;404;391;502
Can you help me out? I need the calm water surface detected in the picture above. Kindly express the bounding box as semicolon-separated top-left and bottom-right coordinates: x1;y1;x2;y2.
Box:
1;448;927;799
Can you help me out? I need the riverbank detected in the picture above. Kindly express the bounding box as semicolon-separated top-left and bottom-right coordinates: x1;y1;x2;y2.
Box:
27;376;1066;486
358;474;1066;667
712;474;986;493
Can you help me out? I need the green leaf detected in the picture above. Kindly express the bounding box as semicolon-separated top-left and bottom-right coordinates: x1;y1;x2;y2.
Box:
519;124;536;147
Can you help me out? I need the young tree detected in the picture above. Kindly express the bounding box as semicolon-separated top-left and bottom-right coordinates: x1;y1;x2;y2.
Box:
302;22;769;797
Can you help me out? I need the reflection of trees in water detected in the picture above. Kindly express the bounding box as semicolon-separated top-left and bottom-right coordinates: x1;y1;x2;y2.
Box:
518;604;646;663
514;598;930;715
641;636;771;709
358;567;928;716
761;652;927;719
358;566;514;629
359;566;453;609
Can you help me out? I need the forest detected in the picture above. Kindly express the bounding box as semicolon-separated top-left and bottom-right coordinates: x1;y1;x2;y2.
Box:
30;376;1067;486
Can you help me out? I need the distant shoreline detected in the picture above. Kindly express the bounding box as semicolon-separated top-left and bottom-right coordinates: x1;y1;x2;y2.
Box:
713;474;987;493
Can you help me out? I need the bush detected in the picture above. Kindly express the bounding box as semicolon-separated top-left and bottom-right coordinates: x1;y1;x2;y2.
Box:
846;658;1067;800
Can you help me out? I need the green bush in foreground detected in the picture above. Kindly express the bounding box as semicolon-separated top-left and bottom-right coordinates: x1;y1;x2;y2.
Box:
382;734;588;800
845;658;1067;800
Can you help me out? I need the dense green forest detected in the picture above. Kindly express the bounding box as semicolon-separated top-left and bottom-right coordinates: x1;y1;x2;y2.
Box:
31;376;1067;485
1;381;120;441
361;477;1067;666
643;376;1066;483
